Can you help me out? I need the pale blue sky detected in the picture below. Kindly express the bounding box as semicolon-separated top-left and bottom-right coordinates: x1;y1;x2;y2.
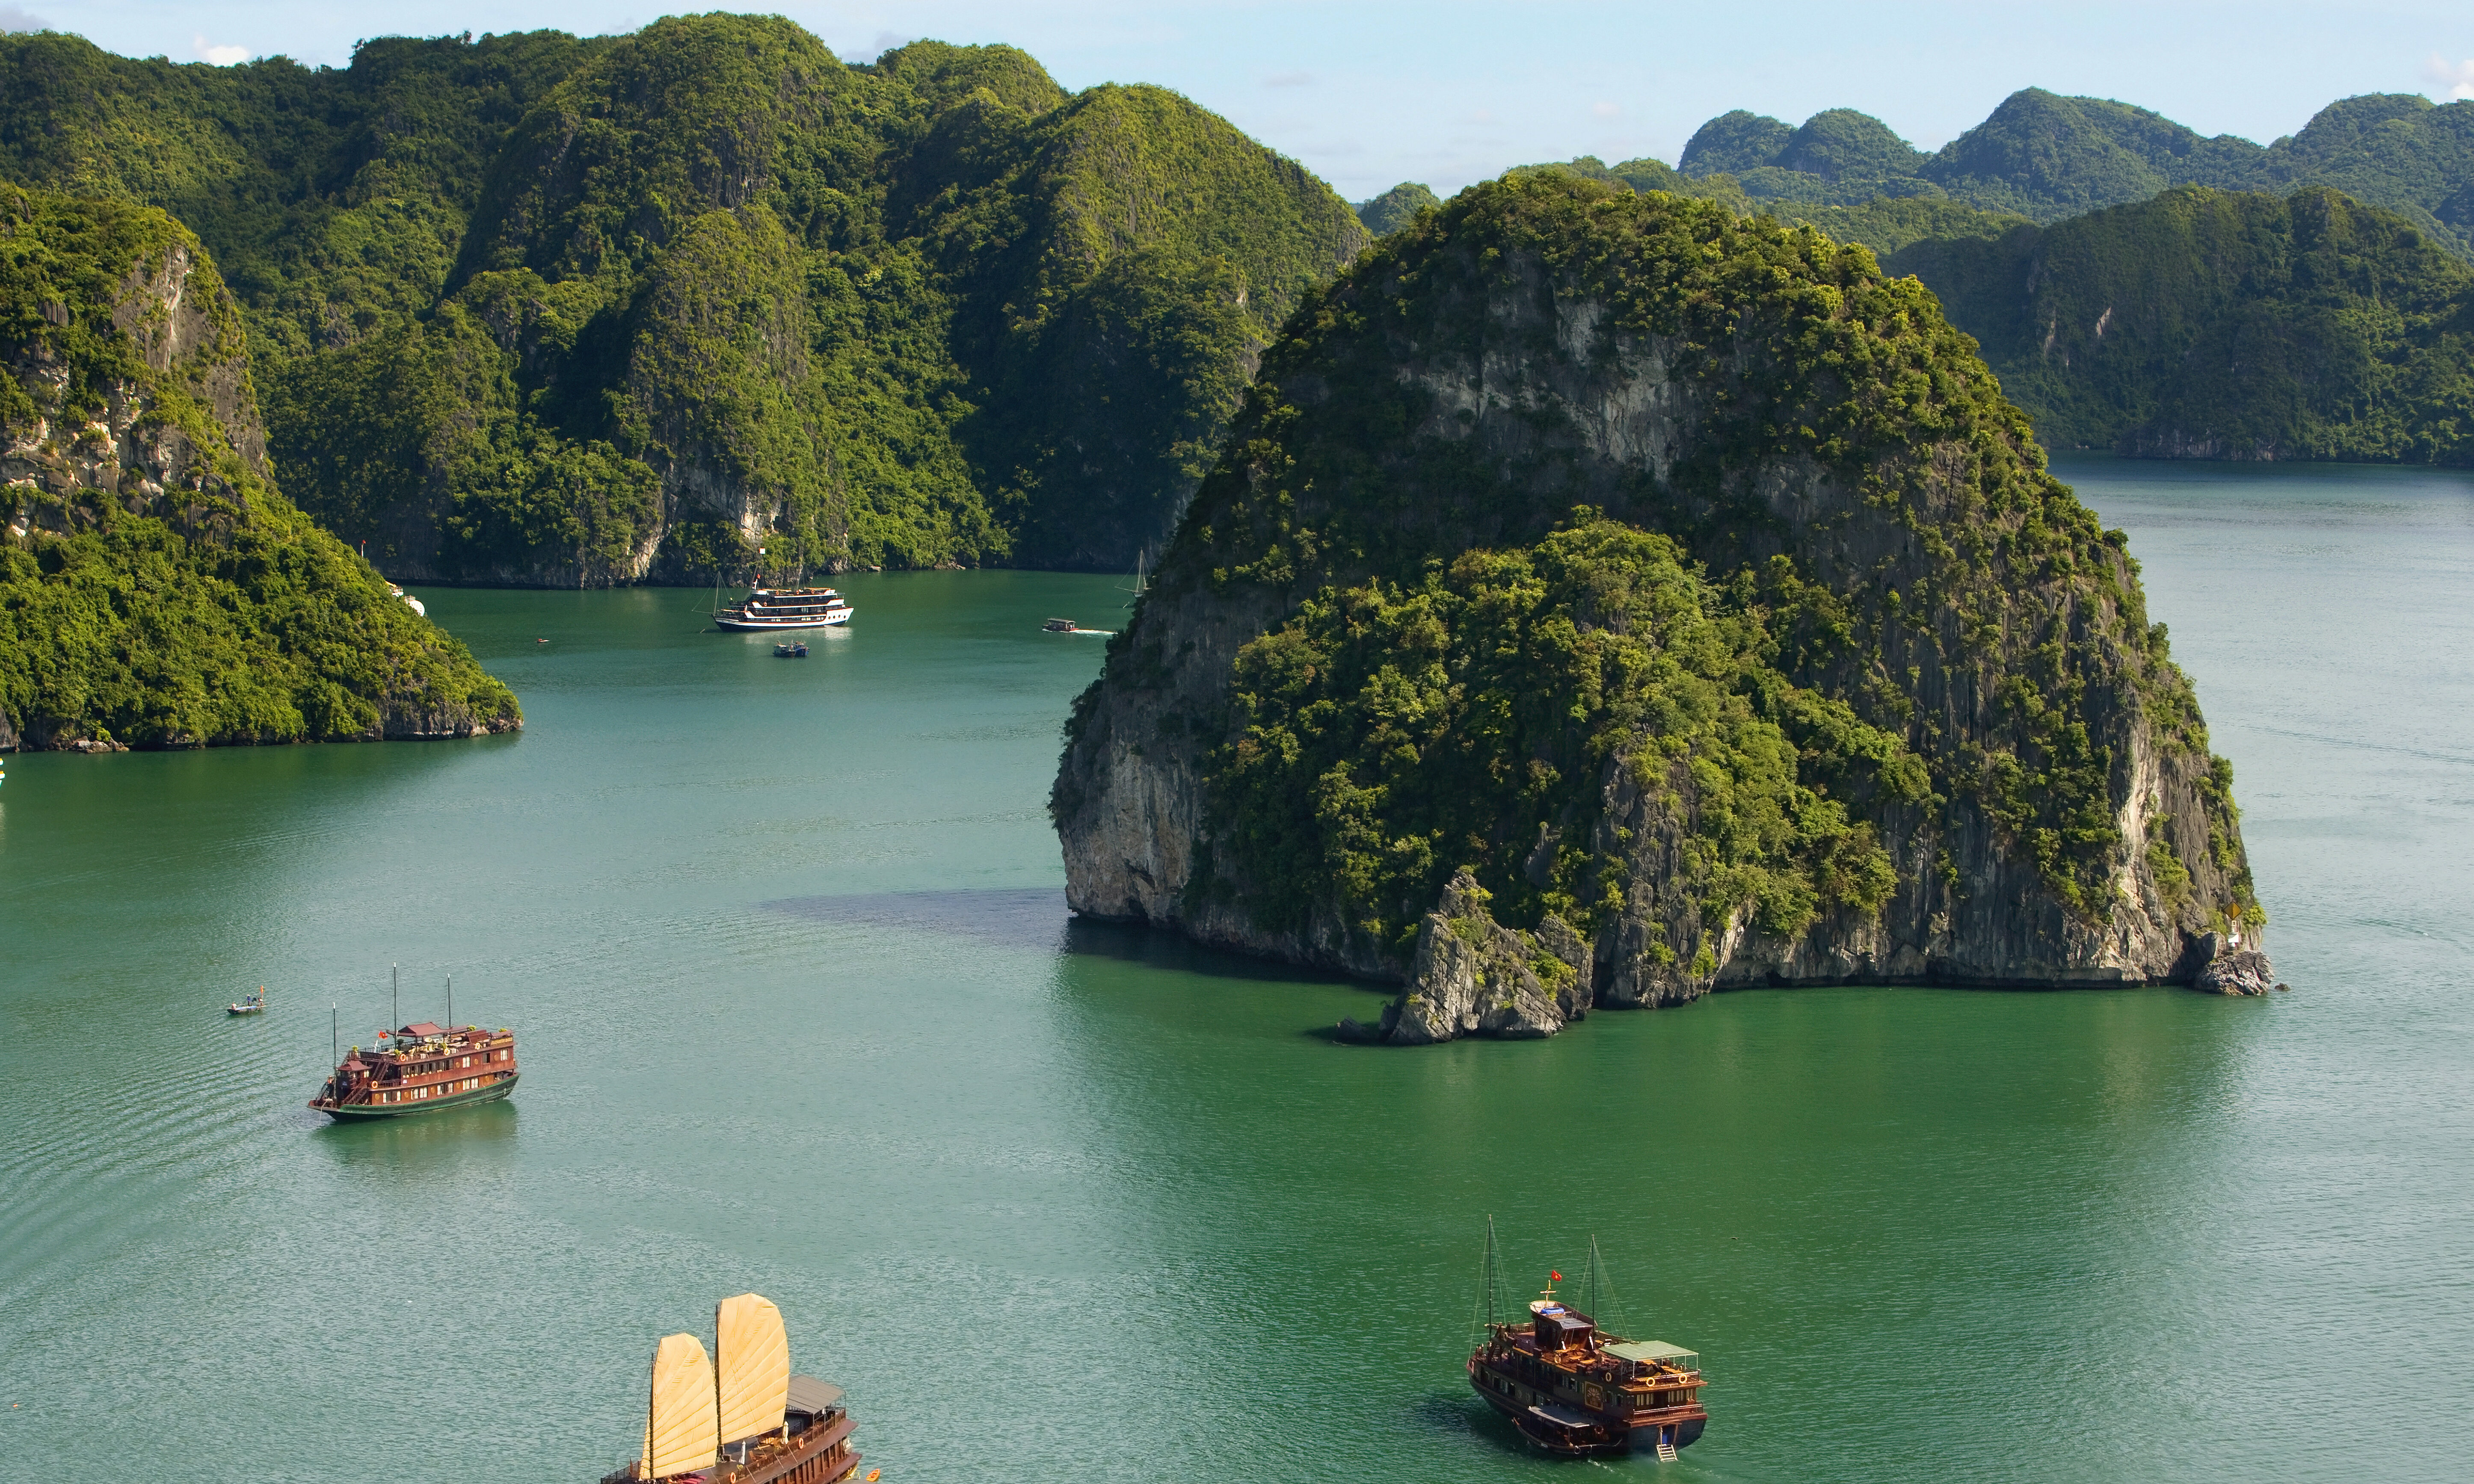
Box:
12;1;2474;201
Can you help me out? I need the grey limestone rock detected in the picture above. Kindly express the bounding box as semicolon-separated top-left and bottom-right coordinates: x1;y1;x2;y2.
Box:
2195;946;2277;996
1359;871;1594;1044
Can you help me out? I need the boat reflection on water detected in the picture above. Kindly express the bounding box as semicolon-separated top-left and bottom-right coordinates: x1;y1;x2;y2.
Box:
311;1097;517;1168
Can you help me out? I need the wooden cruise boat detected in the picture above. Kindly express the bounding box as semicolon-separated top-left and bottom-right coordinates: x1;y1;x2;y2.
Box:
1465;1226;1706;1460
603;1293;865;1484
716;588;853;631
308;1018;518;1120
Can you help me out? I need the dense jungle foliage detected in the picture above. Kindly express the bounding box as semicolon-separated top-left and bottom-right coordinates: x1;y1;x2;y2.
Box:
1354;182;1440;236
1680;89;2474;252
1211;518;1906;951
0;186;519;748
0;19;1367;580
1497;166;2474;469
1889;186;2474;461
1090;175;2253;951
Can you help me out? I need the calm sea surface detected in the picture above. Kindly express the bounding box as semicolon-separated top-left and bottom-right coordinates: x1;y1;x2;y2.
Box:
5;458;2472;1483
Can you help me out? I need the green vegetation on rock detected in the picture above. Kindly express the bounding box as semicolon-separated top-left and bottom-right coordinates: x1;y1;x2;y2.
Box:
0;185;519;748
1211;517;1905;949
1057;175;2258;999
0;20;1368;580
1888;186;2474;461
1355;181;1440;236
1681;89;2474;253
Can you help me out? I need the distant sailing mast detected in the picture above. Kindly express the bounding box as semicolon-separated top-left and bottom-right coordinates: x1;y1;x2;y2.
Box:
1472;1214;1512;1346
1576;1232;1629;1336
1120;550;1150;608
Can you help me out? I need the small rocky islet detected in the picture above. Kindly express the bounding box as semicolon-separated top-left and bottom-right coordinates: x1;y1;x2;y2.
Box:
1053;174;2275;1039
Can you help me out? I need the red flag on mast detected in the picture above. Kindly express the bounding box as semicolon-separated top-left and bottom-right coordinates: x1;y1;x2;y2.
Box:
1550;1270;1561;1282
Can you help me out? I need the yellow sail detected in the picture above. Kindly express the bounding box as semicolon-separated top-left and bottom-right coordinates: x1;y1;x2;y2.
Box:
715;1293;791;1446
643;1332;718;1478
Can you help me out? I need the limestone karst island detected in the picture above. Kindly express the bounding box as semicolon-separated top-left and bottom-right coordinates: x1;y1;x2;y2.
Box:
3;9;2466;1484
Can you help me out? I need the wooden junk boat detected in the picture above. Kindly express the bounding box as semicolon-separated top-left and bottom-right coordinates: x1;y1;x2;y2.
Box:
1466;1226;1707;1460
603;1293;863;1484
308;1017;519;1120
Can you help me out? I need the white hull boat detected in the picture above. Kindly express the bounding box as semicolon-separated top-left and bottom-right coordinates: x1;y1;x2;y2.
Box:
714;587;854;631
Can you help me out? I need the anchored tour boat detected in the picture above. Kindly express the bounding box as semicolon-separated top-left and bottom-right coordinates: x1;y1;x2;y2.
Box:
604;1292;865;1484
307;978;519;1119
1466;1224;1707;1460
716;588;853;632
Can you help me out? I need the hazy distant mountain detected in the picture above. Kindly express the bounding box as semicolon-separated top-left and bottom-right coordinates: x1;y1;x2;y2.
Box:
1680;89;2474;254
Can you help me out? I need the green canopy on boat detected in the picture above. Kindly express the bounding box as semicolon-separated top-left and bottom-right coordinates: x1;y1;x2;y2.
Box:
1605;1340;1699;1369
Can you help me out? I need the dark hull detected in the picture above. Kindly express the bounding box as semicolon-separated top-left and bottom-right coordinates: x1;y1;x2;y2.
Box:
1473;1375;1704;1458
314;1072;516;1120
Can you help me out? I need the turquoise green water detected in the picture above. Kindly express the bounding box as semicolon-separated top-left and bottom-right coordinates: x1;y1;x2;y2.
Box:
3;464;2471;1482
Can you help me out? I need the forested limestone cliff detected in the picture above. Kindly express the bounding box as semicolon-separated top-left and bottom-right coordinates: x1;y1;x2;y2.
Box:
0;21;1369;582
1052;176;2265;1041
0;185;519;749
1887;186;2474;463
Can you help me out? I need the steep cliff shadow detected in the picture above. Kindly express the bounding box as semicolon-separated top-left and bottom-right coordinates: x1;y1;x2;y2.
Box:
1058;913;1381;990
760;887;1072;949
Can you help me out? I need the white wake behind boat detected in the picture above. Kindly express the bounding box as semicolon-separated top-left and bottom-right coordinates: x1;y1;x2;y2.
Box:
714;587;854;631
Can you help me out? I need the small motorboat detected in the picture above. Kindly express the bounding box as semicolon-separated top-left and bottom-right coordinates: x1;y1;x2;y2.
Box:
774;641;809;657
227;987;267;1016
1042;618;1076;633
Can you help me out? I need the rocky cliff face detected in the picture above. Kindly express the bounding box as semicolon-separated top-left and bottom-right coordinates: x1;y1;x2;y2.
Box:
2;186;521;748
1053;176;2270;1040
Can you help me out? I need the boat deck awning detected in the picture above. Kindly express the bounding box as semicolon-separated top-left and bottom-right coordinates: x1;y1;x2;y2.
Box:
1605;1340;1699;1369
785;1374;844;1419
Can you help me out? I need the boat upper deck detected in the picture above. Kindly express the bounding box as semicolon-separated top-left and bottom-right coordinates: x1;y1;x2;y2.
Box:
1483;1302;1704;1397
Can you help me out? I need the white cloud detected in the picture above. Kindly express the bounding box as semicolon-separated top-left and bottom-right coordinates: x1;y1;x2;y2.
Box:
1591;101;1621;119
0;5;46;31
1263;70;1313;88
2425;51;2474;101
192;34;249;65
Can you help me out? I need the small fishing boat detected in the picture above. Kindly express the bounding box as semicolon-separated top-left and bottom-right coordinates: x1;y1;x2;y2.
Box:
602;1293;866;1484
774;641;809;657
1042;618;1076;633
1466;1224;1706;1460
226;987;266;1016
